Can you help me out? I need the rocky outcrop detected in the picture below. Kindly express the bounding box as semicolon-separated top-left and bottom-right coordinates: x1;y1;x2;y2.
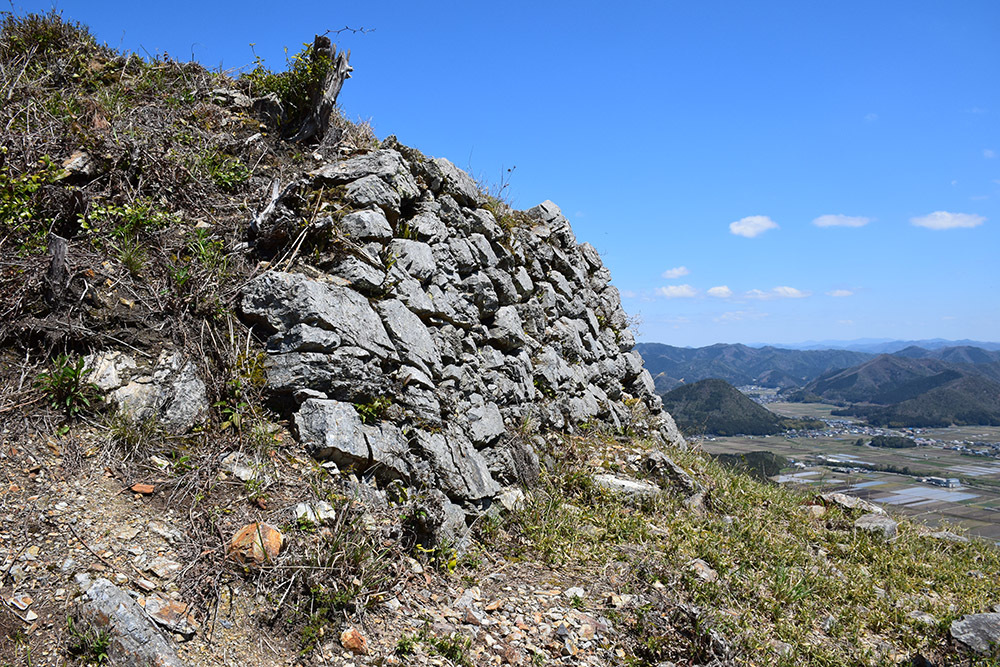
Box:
85;349;208;433
239;139;681;524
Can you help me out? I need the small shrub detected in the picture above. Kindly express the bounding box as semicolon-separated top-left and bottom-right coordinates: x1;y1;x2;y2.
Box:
0;158;64;256
241;42;334;133
203;152;250;191
396;624;473;666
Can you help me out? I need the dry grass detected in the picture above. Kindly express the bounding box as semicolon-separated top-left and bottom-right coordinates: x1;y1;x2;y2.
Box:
479;434;1000;665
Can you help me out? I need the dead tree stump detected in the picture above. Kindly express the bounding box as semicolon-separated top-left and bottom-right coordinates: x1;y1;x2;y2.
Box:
290;34;352;145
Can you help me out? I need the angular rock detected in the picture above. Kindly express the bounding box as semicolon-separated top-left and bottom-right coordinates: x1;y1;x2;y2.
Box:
76;577;186;667
268;323;342;353
923;530;969;543
412;430;500;501
425;157;481;205
388;239;436;281
311;150;419;201
951;613;1000;655
376;298;441;375
466;402;505;447
345;175;401;213
854;513;898;539
338;209;393;241
490;305;526;350
295;501;337;526
593;474;661;498
688;559;718;583
242;272;395;358
341;627;369;655
142;594;199;637
228;523;283;565
294;399;370;469
819;492;886;516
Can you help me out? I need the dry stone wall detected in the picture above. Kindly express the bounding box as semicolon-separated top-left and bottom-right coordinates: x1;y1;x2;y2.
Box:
240;138;682;520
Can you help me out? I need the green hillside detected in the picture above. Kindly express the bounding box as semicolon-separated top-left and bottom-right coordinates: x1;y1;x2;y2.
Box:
660;378;820;436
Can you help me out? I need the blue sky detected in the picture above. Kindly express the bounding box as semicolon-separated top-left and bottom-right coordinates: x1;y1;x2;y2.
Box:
15;1;999;347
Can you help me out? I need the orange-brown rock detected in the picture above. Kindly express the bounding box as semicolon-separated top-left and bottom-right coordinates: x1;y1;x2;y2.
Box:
228;523;283;564
340;627;368;655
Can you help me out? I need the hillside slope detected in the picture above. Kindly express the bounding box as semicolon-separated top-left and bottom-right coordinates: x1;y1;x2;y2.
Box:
804;355;1000;426
1;13;999;667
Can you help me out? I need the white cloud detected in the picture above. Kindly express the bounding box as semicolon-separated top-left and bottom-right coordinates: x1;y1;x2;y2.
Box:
827;289;854;297
707;286;733;298
657;284;697;299
985;149;996;159
746;286;810;300
661;266;690;279
714;310;767;323
729;215;778;238
864;113;878;122
620;289;637;299
910;211;985;230
773;286;809;298
838;320;854;325
813;214;871;228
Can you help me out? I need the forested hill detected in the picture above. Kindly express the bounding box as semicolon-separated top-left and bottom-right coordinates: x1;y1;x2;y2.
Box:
659;378;821;436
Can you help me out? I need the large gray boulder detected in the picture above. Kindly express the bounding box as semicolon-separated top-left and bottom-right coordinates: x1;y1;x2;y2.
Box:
338;209;393;241
376;298;441;376
412;430;500;502
242;271;395;359
294;399;410;482
86;350;208;434
951;613;1000;655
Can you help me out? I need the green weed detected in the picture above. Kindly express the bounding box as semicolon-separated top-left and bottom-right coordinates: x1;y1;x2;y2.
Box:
396;623;473;666
66;615;110;664
203;152;250;191
354;396;392;425
35;354;101;416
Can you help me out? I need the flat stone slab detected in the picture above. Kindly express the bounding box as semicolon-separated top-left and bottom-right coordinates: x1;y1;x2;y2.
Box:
819;492;886;516
951;612;1000;655
854;513;897;539
76;577;186;667
593;474;661;498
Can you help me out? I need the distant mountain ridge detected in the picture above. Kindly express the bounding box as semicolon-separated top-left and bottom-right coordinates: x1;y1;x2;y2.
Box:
637;342;874;392
753;338;1000;353
637;342;1000;393
639;342;1000;427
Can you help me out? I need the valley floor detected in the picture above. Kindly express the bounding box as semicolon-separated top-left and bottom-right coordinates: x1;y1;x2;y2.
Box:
699;403;1000;541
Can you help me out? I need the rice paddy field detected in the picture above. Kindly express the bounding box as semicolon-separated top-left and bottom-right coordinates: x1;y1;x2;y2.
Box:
698;404;1000;542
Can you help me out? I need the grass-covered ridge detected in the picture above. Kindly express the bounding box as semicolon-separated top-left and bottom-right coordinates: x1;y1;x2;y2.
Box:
481;433;1000;665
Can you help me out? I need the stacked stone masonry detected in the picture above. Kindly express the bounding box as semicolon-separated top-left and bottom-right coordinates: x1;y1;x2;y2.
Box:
240;139;682;518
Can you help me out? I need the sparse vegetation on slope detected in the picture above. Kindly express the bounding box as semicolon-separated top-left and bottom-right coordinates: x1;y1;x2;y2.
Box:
2;11;999;667
480;434;1000;665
